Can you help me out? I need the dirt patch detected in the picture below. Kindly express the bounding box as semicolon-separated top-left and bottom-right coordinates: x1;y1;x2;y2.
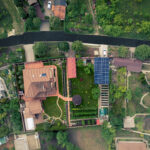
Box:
68;127;107;150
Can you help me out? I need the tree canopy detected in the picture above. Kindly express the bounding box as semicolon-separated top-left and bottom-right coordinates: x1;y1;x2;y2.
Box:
33;42;49;58
72;41;84;54
135;44;150;61
118;46;128;58
58;42;69;52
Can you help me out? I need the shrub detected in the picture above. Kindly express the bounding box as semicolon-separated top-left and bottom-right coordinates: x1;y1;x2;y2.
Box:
33;17;41;29
81;120;85;126
28;6;36;18
58;42;69;52
18;7;27;19
118;46;128;58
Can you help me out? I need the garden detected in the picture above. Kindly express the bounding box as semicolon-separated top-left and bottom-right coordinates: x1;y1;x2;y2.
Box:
70;60;99;119
109;68;127;128
43;96;67;121
65;0;94;34
134;115;150;133
0;66;17;98
96;0;150;40
143;93;150;107
127;73;149;116
33;42;69;60
0;47;25;67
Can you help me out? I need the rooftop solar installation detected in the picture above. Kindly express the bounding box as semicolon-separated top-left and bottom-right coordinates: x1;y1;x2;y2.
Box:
94;57;109;84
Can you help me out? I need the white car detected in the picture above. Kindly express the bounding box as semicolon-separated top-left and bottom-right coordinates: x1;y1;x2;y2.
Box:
48;1;52;9
103;49;107;57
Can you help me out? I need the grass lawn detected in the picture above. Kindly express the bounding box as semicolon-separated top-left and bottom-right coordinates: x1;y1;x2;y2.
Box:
127;73;149;116
71;66;97;108
68;126;108;150
143;93;150;107
57;66;63;95
43;97;66;119
2;0;24;34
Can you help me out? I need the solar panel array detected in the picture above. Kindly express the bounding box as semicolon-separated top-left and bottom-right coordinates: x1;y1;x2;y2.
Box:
94;57;109;84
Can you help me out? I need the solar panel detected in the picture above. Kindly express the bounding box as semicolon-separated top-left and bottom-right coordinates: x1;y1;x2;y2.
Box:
94;57;109;84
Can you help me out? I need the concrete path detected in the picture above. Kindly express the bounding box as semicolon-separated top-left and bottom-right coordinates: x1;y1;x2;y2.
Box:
140;92;149;109
0;65;9;71
40;21;49;31
23;44;35;62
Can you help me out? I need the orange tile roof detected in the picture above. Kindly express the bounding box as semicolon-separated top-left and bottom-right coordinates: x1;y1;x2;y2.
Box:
23;62;57;100
52;5;66;20
67;57;76;79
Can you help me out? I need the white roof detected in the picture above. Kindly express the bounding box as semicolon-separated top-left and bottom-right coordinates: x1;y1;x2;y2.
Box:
25;118;35;130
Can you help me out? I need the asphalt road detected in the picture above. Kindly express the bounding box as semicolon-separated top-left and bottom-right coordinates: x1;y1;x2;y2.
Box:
0;31;150;47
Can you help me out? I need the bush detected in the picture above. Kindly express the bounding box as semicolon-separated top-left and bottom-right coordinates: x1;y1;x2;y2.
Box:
72;41;84;54
58;42;69;52
33;42;49;58
18;7;27;19
28;6;36;18
81;120;85;126
92;87;100;100
49;16;62;30
33;17;41;29
118;46;128;58
135;44;150;61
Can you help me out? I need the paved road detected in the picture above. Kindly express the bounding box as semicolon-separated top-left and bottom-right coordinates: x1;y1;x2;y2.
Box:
0;31;150;47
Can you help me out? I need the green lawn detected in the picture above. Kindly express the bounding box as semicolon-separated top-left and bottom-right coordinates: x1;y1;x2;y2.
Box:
127;73;149;116
68;126;108;150
57;66;63;95
71;66;97;108
43;97;66;119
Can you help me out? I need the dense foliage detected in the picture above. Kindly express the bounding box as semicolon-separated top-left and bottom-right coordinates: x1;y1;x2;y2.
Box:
58;42;69;52
135;44;150;61
65;0;94;33
96;0;150;39
72;41;84;54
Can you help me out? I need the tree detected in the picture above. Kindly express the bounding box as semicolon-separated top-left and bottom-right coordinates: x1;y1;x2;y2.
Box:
28;6;36;18
48;145;57;150
49;16;61;30
135;44;150;61
33;17;41;29
92;87;100;100
25;18;33;31
14;0;23;7
84;67;91;74
72;41;84;54
33;42;49;57
0;126;9;138
56;131;68;148
18;7;27;19
85;14;93;24
101;121;116;145
66;142;75;150
58;42;69;52
118;46;128;58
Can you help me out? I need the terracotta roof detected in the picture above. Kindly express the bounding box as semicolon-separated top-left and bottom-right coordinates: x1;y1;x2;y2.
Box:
67;57;77;79
112;58;142;72
52;5;66;20
28;0;37;5
117;141;147;150
23;62;57;100
25;100;42;115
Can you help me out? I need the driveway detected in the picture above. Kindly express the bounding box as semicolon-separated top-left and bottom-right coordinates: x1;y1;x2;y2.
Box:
23;44;35;62
40;21;49;31
43;0;54;16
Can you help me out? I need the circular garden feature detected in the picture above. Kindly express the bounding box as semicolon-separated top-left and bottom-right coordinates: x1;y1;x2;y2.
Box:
72;95;82;106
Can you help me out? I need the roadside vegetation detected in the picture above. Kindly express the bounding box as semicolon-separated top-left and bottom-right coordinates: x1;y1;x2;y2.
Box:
96;0;150;39
65;0;94;34
0;1;13;38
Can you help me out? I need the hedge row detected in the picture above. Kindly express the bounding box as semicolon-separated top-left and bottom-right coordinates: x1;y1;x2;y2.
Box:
73;111;97;116
71;116;96;119
72;107;97;111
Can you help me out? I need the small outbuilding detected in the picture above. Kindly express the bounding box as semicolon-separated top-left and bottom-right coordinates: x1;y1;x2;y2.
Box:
72;95;82;106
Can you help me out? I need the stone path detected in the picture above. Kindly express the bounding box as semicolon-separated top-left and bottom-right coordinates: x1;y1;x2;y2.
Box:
23;44;35;62
40;21;49;31
140;92;149;109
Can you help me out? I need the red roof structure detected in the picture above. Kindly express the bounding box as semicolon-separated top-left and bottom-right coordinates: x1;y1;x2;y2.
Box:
112;58;142;72
67;57;77;79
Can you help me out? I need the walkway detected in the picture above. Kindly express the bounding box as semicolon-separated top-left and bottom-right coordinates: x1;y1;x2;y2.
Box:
1;31;150;47
0;65;9;71
140;92;149;109
23;44;35;62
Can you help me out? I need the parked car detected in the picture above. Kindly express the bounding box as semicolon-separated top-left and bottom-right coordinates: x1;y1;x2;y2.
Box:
48;1;52;9
103;49;107;57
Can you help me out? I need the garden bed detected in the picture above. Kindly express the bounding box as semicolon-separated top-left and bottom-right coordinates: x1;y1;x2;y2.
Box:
70;65;98;119
127;73;149;116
